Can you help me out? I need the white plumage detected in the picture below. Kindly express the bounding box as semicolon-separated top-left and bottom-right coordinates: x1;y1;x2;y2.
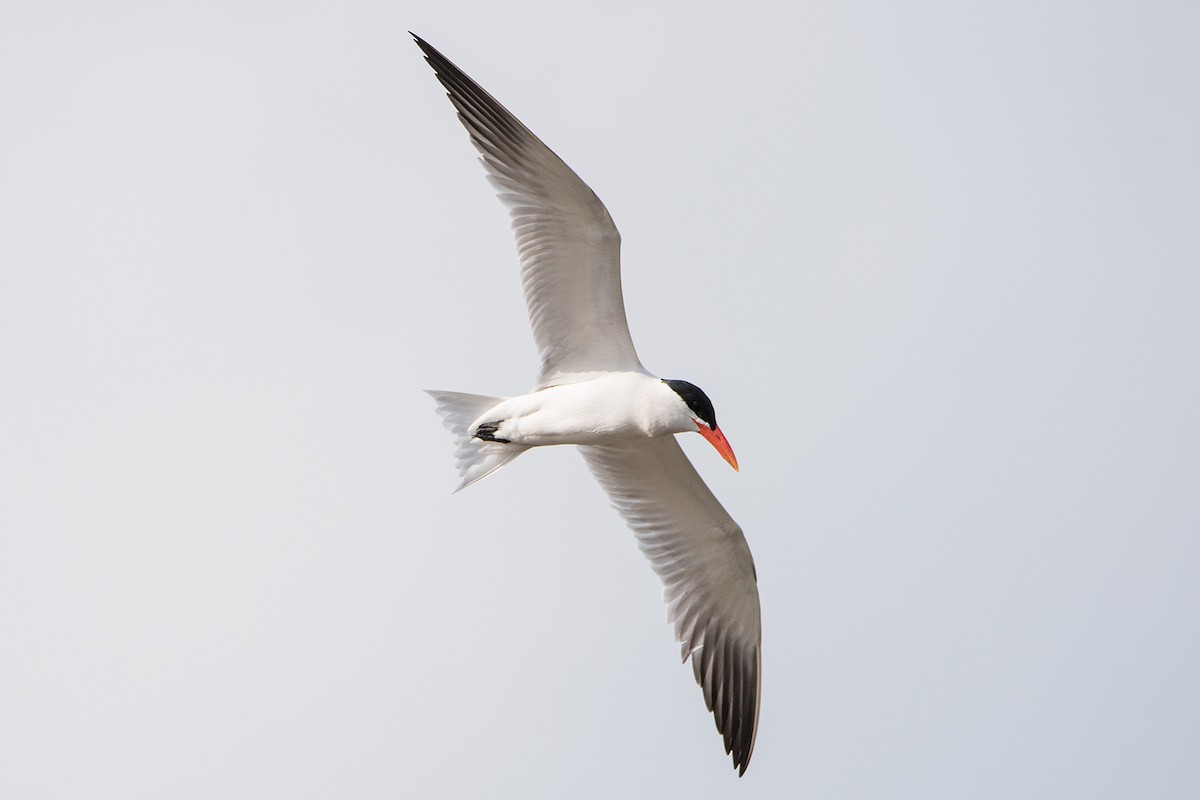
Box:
415;33;762;775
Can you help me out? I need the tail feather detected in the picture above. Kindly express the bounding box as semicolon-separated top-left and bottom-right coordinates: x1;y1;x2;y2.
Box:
425;390;529;491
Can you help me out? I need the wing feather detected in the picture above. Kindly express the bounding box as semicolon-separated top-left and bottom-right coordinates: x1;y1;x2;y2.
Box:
579;437;761;775
413;35;644;385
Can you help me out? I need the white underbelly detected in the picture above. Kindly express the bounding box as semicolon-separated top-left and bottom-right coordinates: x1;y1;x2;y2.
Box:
484;373;667;447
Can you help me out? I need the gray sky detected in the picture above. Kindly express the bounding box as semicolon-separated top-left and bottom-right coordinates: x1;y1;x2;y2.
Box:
2;1;1198;797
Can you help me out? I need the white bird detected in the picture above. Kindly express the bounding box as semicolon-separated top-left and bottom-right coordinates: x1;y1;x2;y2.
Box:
414;34;762;775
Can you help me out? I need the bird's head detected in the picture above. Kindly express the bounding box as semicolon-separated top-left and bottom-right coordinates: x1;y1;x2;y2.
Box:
662;379;738;471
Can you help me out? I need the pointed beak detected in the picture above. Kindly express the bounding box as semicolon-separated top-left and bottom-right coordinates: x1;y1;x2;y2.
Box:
696;422;739;471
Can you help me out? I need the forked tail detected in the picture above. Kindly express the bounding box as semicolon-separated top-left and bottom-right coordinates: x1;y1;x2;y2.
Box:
425;390;529;491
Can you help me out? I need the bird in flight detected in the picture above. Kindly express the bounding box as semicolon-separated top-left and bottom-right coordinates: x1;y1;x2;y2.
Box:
414;33;762;775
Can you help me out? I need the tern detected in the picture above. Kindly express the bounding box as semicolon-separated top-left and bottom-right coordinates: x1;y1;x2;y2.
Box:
414;34;762;775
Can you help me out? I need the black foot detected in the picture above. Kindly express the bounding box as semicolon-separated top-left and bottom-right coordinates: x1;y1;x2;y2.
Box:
474;422;511;444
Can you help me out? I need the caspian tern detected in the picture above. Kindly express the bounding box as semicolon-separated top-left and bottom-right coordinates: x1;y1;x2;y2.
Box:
414;34;762;775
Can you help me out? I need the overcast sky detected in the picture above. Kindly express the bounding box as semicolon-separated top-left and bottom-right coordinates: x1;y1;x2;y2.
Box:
2;1;1198;797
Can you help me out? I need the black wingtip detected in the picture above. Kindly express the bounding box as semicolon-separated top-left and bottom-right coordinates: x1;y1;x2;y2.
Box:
409;34;461;89
410;32;450;66
410;32;438;64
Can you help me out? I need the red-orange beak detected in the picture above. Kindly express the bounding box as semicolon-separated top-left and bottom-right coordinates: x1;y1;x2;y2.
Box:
696;422;739;471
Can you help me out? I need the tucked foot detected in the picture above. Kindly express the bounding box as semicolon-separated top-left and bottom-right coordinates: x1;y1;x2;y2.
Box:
474;422;511;444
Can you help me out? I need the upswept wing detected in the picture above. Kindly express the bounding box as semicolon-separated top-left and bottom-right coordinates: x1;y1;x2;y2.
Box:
579;437;761;775
414;35;644;385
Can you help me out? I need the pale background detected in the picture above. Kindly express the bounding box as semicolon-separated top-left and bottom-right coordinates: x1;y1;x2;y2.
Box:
2;1;1198;797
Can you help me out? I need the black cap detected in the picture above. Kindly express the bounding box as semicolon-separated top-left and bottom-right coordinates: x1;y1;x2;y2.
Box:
662;379;718;430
